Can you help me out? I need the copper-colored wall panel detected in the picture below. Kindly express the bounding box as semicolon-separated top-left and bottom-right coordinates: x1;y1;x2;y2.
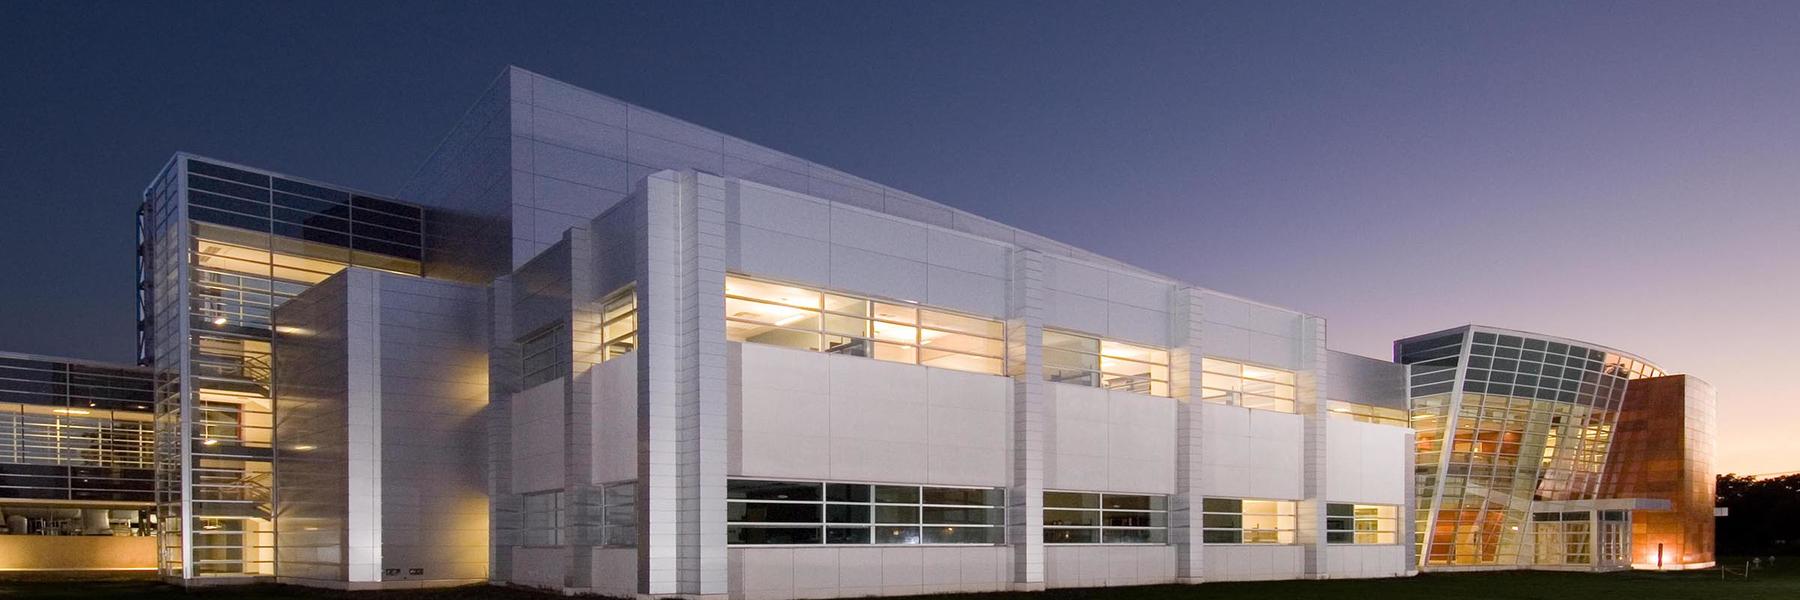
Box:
1604;374;1716;567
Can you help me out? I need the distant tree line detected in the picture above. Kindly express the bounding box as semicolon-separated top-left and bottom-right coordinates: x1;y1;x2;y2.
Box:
1717;473;1800;555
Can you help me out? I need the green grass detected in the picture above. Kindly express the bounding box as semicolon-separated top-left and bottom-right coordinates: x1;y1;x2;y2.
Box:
2;559;1795;600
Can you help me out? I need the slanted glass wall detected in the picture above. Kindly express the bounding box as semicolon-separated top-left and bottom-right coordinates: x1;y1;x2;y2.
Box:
1404;327;1662;568
139;156;426;578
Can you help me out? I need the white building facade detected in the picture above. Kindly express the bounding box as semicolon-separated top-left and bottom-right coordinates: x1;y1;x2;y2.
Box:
483;169;1416;598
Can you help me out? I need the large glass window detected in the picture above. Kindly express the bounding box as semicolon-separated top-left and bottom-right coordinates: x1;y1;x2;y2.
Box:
724;275;1004;375
600;481;637;547
1201;358;1296;412
1043;491;1168;544
1327;503;1398;544
522;491;564;547
1201;498;1296;544
1327;400;1408;426
726;479;1003;545
1041;330;1170;397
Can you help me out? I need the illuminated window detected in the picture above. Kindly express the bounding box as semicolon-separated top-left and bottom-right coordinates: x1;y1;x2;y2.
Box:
1327;503;1398;544
724;275;1004;375
1201;358;1296;412
599;286;637;360
1327;400;1408;426
726;479;1003;545
1042;330;1170;397
1202;498;1296;544
1043;491;1168;544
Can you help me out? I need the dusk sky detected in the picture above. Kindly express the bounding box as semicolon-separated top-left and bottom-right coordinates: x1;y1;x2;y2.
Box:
1;1;1794;476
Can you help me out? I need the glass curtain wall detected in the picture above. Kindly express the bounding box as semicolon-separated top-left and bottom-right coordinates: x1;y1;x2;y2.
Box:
139;157;424;578
1403;327;1663;568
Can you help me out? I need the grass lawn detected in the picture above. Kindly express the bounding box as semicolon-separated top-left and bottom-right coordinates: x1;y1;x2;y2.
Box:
1;559;1794;600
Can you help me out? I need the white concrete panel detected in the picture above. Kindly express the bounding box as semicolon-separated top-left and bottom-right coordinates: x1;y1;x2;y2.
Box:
1042;257;1109;297
1106;303;1170;347
1325;419;1409;505
1104;390;1176;495
590;548;638;597
735;182;830;240
510;546;567;590
736;224;831;287
828;245;928;303
531;108;627;159
926;229;1009;278
1325;545;1408;579
1248;331;1301;370
593;354;639;484
1199;292;1253;328
1247;410;1304;500
1106;271;1170;312
1201;322;1252;360
925;265;1007;318
830;206;928;261
510;380;566;494
1045;290;1110;335
1247;304;1302;337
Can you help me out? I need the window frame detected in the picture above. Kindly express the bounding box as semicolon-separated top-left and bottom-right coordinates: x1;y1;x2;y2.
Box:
521;490;565;547
599;285;637;360
1042;490;1170;545
724;274;1005;376
1201;357;1297;413
1041;329;1171;397
519;322;567;389
1200;497;1298;545
1326;503;1399;545
726;478;1005;547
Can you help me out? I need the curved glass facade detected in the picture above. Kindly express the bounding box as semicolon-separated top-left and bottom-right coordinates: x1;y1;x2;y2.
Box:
1399;326;1672;569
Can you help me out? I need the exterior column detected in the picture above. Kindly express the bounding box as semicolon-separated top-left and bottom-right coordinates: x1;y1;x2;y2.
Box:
638;173;683;595
638;170;729;597
1006;250;1047;590
565;226;601;590
1297;316;1330;578
1170;287;1207;583
486;275;519;582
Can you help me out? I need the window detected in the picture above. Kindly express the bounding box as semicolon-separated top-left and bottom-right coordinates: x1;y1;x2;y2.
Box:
1327;503;1398;544
724;275;1004;375
600;286;637;359
726;479;1003;545
1042;330;1170;397
1043;491;1168;544
1201;358;1296;412
1201;498;1296;544
522;491;563;546
1327;400;1408;426
519;323;566;389
601;481;637;547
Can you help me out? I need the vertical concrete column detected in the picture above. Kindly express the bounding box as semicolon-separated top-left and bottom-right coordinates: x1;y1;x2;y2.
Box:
487;275;519;582
342;270;384;583
565;226;600;590
679;172;730;597
1170;287;1207;583
1402;427;1419;574
1297;316;1330;578
1005;250;1047;590
639;171;730;597
638;173;683;595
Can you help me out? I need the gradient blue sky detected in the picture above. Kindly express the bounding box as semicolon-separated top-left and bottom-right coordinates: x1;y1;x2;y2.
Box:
1;1;1794;475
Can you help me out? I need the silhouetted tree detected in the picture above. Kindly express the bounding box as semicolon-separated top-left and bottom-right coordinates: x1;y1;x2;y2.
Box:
1716;473;1800;555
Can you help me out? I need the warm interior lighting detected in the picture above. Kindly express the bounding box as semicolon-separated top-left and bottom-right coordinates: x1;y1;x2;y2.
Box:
201;438;219;446
52;408;92;415
291;444;316;451
212;316;229;325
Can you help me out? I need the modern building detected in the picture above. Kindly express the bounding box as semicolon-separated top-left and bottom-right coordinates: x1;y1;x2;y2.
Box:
0;66;1715;595
1398;325;1716;572
0;351;158;571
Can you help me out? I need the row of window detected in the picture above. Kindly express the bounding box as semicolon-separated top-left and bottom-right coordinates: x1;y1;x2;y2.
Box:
725;275;1006;376
720;479;1398;547
540;275;1379;417
726;479;1005;545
